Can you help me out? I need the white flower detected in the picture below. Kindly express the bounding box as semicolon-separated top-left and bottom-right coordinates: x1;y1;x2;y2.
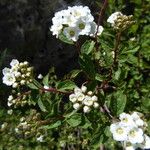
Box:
15;128;19;133
37;135;44;142
3;73;16;86
143;134;150;149
107;12;123;26
110;123;128;141
89;22;104;37
93;102;99;108
81;85;87;93
63;26;79;41
50;24;63;38
125;145;136;150
2;67;11;75
119;113;135;127
69;94;77;103
83;105;91;113
37;74;43;79
73;103;80;110
131;112;144;127
10;59;19;67
128;128;144;144
76;18;91;35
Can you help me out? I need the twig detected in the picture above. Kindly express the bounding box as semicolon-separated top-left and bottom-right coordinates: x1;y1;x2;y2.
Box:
95;0;108;38
113;32;121;67
40;87;72;95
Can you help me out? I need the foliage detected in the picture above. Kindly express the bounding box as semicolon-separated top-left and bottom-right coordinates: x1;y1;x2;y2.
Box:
0;0;150;149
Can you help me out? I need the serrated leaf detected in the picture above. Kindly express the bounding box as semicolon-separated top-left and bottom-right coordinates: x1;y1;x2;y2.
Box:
111;91;127;116
38;98;47;112
58;32;74;44
42;73;49;86
69;69;82;79
67;113;82;127
81;40;95;55
57;80;76;91
79;54;96;79
122;46;140;54
43;121;61;129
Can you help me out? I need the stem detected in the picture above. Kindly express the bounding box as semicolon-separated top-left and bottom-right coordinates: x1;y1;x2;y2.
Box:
95;0;108;38
113;32;121;67
40;87;72;95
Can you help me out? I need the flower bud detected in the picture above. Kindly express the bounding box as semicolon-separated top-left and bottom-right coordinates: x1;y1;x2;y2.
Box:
91;95;98;101
20;80;26;85
69;94;77;103
87;91;93;96
73;103;80;110
93;102;99;108
83;106;91;113
81;85;87;93
12;82;18;88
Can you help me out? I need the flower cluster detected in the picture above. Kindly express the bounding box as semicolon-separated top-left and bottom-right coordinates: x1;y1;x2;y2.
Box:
107;12;134;31
69;86;99;113
110;112;150;150
15;109;46;142
50;5;104;41
7;92;28;108
2;59;33;88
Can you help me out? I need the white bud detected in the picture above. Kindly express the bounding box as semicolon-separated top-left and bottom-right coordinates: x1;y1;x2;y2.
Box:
7;109;13;115
93;102;99;108
19;62;24;67
8;95;13;101
74;87;82;93
7;101;12;107
23;61;29;66
76;92;85;102
92;95;98;101
26;72;31;77
15;72;21;78
37;74;43;79
73;103;80;110
12;82;18;88
83;106;91;113
69;94;77;103
81;85;87;93
87;91;93;96
21;74;26;78
20;80;26;85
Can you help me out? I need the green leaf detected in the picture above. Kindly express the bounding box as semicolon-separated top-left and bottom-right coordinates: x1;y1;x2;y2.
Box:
69;69;82;79
28;79;43;89
110;91;127;116
57;80;76;91
81;40;95;55
121;46;140;54
42;73;49;86
66;113;82;127
79;54;96;79
58;32;74;45
38;98;47;112
43;120;61;129
95;73;105;82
